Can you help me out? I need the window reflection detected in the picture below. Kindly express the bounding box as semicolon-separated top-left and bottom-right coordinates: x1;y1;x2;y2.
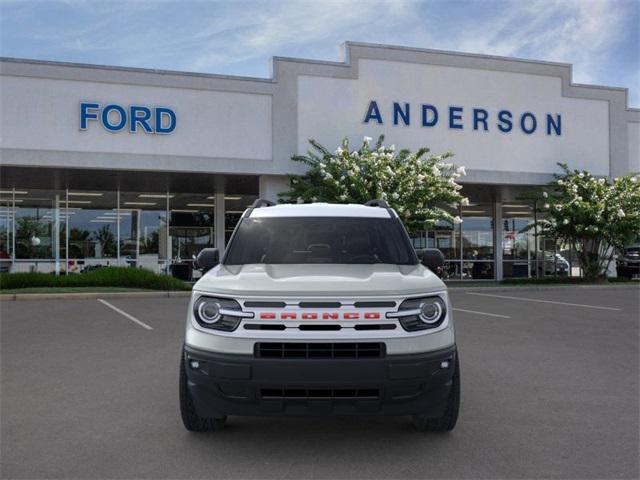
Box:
225;194;257;244
502;203;535;278
170;193;215;261
66;190;118;272
119;192;169;273
461;204;494;279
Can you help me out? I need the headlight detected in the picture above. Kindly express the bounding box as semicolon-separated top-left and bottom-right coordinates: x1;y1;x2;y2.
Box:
192;296;252;331
388;296;447;331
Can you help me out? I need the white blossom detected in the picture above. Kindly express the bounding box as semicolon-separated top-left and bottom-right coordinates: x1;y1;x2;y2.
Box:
618;208;626;218
563;219;569;225
453;216;463;224
456;166;467;176
544;203;550;209
335;147;343;155
389;144;395;151
391;192;399;200
542;191;548;198
339;194;347;201
461;197;470;206
363;136;372;143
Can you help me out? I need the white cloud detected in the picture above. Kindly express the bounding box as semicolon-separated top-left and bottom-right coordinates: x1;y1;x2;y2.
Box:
184;0;418;72
1;0;636;102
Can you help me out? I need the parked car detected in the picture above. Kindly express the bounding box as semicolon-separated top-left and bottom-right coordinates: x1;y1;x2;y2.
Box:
617;243;640;280
537;251;570;276
180;199;459;432
0;249;10;273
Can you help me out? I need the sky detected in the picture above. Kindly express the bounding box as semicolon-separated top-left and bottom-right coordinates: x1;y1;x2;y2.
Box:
1;0;638;106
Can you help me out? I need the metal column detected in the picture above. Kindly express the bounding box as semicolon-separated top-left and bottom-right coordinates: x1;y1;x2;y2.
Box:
495;200;503;281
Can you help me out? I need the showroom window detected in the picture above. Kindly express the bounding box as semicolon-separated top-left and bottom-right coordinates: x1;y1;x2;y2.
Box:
225;194;258;243
66;190;118;273
119;192;170;273
0;188;225;277
13;189;66;273
501;202;575;278
415;203;495;280
461;203;494;279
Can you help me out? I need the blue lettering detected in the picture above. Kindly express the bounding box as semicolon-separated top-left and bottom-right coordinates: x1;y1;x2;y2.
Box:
130;105;153;133
393;102;410;126
520;112;537;134
421;104;438;127
473;108;488;131
80;102;99;130
497;110;513;133
101;104;127;132
546;114;561;136
364;100;383;124
155;107;176;134
449;106;463;129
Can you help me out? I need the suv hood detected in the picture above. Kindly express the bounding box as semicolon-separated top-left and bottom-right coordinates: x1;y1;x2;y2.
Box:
194;264;445;297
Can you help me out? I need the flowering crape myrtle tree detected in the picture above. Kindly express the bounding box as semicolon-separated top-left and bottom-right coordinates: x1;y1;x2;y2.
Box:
280;135;469;232
535;163;640;280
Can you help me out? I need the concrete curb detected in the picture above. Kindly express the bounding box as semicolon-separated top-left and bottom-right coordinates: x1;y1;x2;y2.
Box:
0;291;192;301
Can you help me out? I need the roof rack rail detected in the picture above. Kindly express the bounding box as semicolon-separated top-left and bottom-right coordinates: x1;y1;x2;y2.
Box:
250;198;276;209
365;199;390;209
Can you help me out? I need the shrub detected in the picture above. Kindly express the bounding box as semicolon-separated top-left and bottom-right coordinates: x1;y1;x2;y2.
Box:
532;164;640;281
0;267;191;291
280;135;468;232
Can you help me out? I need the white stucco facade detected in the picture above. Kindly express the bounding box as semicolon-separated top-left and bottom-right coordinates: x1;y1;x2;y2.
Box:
1;41;638;188
0;42;637;279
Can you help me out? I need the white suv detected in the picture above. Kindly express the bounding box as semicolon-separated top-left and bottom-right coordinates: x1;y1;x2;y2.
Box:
180;200;460;432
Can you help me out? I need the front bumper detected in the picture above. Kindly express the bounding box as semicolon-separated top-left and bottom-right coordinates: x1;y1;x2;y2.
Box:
183;345;457;417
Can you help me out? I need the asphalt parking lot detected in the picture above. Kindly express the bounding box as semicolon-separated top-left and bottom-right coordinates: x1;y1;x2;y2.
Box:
1;286;638;479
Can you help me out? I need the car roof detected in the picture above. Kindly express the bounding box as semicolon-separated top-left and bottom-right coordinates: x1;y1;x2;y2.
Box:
248;203;393;219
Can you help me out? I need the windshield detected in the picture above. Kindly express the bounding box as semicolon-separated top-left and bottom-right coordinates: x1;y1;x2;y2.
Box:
224;217;418;265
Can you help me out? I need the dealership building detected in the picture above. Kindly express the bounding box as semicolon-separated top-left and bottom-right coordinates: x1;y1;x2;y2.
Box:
1;42;638;280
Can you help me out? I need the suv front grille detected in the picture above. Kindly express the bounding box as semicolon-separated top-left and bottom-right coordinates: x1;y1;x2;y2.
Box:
255;342;385;359
260;388;380;399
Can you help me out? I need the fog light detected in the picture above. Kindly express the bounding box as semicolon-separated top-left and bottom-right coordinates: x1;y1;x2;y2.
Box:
440;360;450;369
189;360;200;369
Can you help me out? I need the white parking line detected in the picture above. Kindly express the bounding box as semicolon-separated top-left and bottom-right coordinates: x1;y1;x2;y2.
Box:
466;292;621;311
97;299;153;330
453;308;511;319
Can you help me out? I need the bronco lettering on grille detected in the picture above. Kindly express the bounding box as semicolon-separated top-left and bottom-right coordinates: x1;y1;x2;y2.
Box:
258;312;382;320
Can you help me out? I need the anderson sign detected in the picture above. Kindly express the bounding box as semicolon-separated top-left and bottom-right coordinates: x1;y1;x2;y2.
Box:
363;100;562;136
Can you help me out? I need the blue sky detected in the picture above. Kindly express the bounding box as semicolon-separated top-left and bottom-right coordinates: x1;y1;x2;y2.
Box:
1;0;638;106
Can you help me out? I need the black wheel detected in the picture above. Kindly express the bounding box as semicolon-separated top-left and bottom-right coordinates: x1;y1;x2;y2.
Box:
179;350;227;432
412;353;460;432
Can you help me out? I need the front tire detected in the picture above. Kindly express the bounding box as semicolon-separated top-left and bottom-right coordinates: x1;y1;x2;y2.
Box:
179;350;227;432
412;353;460;432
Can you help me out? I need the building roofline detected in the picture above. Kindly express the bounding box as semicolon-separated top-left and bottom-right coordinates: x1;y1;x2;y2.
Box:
0;56;274;84
1;40;637;109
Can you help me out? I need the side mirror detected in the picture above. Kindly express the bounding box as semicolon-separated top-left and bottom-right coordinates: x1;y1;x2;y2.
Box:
417;248;445;278
195;248;220;273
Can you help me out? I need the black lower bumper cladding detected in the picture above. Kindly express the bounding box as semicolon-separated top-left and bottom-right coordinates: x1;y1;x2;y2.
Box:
184;344;457;417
